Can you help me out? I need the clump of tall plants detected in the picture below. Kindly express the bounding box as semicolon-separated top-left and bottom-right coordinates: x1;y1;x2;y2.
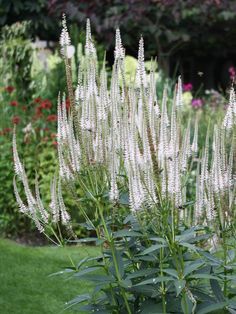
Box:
13;16;236;313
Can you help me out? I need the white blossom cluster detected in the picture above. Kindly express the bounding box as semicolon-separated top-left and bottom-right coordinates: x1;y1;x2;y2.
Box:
222;87;236;129
195;125;235;226
13;17;235;233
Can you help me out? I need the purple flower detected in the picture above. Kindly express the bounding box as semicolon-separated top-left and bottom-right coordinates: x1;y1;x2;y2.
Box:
191;98;203;108
183;83;193;92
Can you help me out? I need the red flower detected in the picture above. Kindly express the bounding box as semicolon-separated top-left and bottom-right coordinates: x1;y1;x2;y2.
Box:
5;86;14;93
2;127;12;135
12;116;20;125
33;106;43;120
10;100;18;107
40;99;52;109
36;106;42;114
34;97;42;104
46;114;57;122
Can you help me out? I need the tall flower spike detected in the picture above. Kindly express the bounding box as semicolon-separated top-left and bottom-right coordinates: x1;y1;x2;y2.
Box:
136;37;146;88
229;86;236;116
114;28;125;60
50;176;59;223
85;18;96;56
191;118;198;153
176;76;183;108
13;129;24;178
13;177;28;214
35;175;49;224
60;14;71;56
158;87;169;163
58;178;71;226
222;87;235;129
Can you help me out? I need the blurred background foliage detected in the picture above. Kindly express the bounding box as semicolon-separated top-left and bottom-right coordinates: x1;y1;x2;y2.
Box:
1;0;236;89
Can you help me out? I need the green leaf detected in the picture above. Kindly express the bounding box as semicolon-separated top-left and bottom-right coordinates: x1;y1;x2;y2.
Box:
134;276;173;286
77;257;90;269
140;300;163;313
131;285;156;297
49;268;74;277
163;268;179;279
140;244;166;255
210;279;225;302
113;229;141;238
189;234;211;243
174;279;186;296
224;275;236;281
76;274;115;283
183;261;204;277
189;274;219;280
178;242;199;252
197;302;228;314
79;304;112;313
74;266;101;278
65;293;91;308
127;268;159;280
137;255;157;262
149;237;167;244
123;214;135;224
202;252;222;265
227;249;235;263
120;278;132;288
176;230;195;242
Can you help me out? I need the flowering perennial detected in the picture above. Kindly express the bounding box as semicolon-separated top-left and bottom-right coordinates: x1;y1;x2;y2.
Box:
13;17;235;234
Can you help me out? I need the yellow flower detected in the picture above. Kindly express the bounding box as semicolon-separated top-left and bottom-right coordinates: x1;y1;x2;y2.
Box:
183;91;193;107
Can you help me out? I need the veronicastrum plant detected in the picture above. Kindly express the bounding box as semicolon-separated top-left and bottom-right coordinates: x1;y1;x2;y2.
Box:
13;15;236;313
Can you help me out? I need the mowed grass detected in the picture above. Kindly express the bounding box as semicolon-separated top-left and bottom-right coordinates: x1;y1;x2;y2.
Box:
0;238;98;314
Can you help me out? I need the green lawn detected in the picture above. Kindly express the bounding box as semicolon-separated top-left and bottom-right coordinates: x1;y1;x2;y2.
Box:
0;239;98;314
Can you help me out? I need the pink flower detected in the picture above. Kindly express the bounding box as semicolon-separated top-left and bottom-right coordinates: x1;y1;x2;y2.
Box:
229;66;236;80
191;98;203;108
183;83;193;92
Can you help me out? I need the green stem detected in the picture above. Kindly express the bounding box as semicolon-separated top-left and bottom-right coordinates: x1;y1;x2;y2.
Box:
222;230;228;297
159;246;166;314
98;204;132;314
